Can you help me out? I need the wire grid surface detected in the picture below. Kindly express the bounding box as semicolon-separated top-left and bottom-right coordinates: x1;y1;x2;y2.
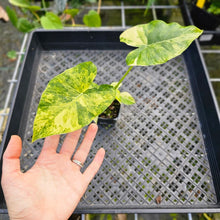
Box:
20;49;217;208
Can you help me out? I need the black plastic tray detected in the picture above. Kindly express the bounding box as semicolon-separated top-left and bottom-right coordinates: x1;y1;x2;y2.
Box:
1;30;220;213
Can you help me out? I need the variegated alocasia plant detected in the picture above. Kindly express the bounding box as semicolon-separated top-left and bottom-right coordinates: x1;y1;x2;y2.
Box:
32;20;202;142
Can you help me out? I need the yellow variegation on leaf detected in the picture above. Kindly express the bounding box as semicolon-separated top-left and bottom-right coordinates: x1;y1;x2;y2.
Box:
32;62;116;142
120;20;203;66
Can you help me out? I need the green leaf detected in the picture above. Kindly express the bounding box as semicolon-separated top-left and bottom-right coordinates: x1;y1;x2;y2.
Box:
86;0;97;3
111;82;135;105
7;50;17;59
207;5;220;15
40;12;63;29
107;214;113;220
120;20;203;66
17;18;35;32
32;62;116;142
7;4;35;33
207;0;220;15
83;10;101;27
116;91;135;105
20;7;29;14
6;6;18;27
33;20;41;29
9;0;41;11
64;8;79;18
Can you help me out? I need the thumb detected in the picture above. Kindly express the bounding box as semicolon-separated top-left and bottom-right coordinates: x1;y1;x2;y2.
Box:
2;135;22;175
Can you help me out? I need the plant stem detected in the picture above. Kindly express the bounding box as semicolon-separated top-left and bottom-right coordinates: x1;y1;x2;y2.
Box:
71;18;75;26
32;11;40;22
71;24;86;27
42;0;46;11
97;0;102;14
115;66;133;89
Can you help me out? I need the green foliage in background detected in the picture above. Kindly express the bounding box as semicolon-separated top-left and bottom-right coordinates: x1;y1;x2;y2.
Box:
40;12;63;29
6;5;35;32
144;0;154;16
9;0;41;11
6;50;17;60
64;8;79;18
86;213;113;220
69;0;97;8
6;0;102;32
83;10;101;27
207;0;220;15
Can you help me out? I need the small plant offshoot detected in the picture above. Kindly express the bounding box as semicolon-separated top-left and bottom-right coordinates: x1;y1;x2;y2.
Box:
32;20;203;142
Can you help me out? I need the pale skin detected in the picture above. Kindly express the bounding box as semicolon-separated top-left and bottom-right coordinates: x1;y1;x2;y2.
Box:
1;123;105;220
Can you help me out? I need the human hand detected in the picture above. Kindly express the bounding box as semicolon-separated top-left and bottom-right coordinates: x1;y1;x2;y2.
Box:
1;123;105;220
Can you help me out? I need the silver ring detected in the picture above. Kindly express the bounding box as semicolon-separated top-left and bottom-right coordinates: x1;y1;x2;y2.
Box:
72;159;83;168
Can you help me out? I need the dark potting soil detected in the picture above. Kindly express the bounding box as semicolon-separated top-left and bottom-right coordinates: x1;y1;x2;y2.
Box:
99;100;120;119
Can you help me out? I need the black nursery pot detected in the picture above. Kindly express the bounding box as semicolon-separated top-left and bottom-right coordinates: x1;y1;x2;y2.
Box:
98;100;121;126
190;5;220;30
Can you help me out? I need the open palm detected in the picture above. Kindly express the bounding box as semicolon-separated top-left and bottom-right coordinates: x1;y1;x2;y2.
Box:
1;124;105;220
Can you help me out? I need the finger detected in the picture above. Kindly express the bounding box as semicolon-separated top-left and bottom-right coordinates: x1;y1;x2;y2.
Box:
41;134;60;153
2;135;22;174
59;129;82;157
83;148;105;183
72;123;98;168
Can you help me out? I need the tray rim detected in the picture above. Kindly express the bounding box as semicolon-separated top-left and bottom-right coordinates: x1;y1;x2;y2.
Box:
1;29;220;213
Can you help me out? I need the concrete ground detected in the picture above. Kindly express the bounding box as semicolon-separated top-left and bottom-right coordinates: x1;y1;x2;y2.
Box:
0;0;23;109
